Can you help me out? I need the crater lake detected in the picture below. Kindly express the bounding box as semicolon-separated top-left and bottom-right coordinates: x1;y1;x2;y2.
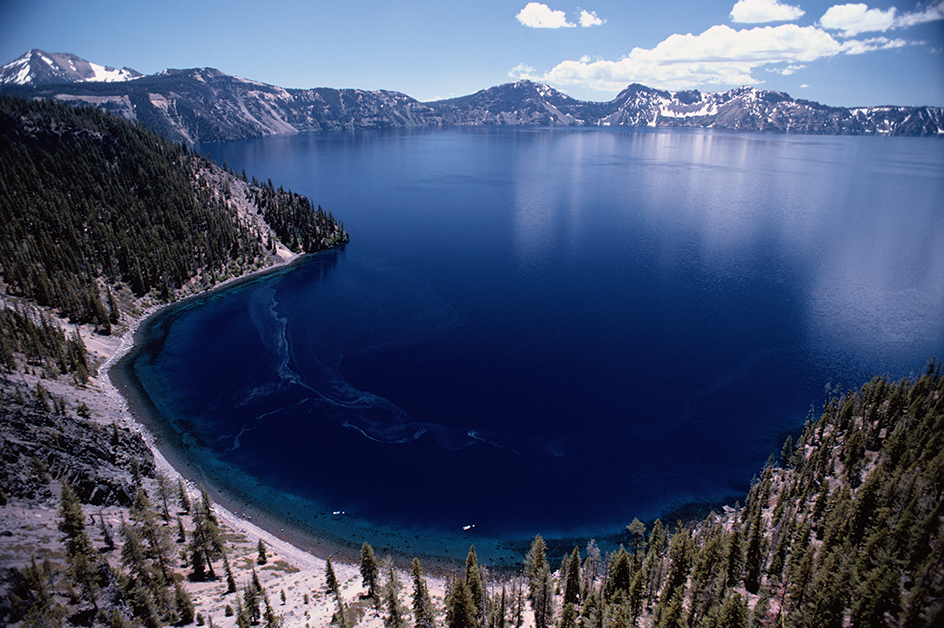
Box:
120;127;944;562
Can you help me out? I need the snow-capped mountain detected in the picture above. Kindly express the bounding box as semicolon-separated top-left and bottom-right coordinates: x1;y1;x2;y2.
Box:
431;81;942;135
1;50;940;142
0;49;141;86
598;84;943;135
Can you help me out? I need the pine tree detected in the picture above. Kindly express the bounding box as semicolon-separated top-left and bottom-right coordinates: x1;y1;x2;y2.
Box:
558;603;577;628
174;580;195;625
583;539;603;590
603;591;632;628
562;546;581;607
656;529;693;620
525;535;553;628
257;538;268;565
533;562;553;628
722;523;743;589
605;546;632;600
626;518;647;557
850;563;901;627
465;545;486;623
236;597;251;628
177;478;191;513
383;565;409;628
655;588;683;628
801;546;850;628
155;471;172;522
58;481;99;609
524;534;548;601
627;568;645;626
579;586;603;628
252;566;263;595
411;557;437;628
716;592;748;628
780;434;794;467
326;557;340;600
131;489;174;583
243;581;260;625
129;580;162;628
446;578;478;628
743;504;764;594
189;488;224;581
18;555;66;627
191;543;207;582
57;481;86;543
224;551;238;593
688;527;725;625
361;542;380;600
200;485;219;525
120;514;150;583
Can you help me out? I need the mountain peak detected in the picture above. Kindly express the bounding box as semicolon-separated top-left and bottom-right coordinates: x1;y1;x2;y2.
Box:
0;49;141;86
2;51;940;140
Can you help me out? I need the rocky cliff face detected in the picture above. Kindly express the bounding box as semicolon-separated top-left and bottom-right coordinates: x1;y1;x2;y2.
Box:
3;51;941;142
0;375;153;508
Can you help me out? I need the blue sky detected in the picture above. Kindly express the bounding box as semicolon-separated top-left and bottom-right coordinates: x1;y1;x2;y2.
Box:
1;0;942;106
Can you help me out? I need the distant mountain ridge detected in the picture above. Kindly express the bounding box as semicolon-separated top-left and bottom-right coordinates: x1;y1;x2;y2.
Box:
0;49;141;85
2;50;941;142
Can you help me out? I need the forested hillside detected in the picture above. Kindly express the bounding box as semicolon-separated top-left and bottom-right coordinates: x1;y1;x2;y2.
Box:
0;95;346;378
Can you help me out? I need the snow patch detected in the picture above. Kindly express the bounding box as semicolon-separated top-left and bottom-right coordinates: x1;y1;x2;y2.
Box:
82;62;136;82
14;60;31;84
659;100;719;119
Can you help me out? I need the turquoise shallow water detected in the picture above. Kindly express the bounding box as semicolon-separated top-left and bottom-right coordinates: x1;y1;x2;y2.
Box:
120;127;944;562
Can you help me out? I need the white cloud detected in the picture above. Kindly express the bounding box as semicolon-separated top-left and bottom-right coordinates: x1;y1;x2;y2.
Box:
896;0;944;28
838;35;909;53
819;1;944;36
579;10;605;27
769;63;807;74
511;63;537;75
510;2;935;94
820;3;897;36
513;24;845;91
731;0;805;23
516;2;575;28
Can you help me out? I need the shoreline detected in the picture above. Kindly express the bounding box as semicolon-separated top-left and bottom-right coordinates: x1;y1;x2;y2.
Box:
98;251;517;579
95;256;355;567
101;255;354;562
96;247;746;580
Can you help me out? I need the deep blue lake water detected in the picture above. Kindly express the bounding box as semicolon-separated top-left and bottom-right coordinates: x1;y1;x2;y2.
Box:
125;127;944;560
